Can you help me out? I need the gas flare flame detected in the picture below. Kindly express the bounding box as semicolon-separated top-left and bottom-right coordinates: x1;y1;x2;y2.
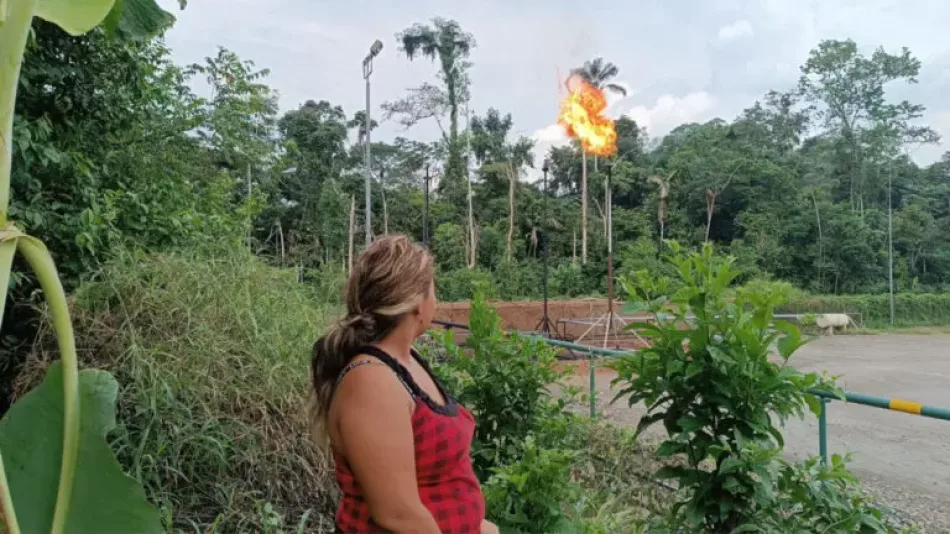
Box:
557;74;617;156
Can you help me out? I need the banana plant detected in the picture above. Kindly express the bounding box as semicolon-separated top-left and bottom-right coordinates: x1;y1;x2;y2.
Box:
0;1;179;532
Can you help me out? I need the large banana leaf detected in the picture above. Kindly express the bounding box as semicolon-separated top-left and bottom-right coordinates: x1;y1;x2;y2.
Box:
0;362;161;534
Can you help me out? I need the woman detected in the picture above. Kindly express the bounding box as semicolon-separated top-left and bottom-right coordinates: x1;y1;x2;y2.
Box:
311;235;498;534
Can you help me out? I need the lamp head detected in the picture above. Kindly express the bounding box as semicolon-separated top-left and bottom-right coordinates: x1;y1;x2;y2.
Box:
369;39;383;58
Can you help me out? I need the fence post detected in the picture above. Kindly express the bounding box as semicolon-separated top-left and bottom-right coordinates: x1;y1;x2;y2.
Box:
589;356;596;419
819;397;829;465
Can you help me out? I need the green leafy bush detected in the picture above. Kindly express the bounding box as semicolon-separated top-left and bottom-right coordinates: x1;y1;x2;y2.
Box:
754;454;900;533
482;437;578;534
429;291;568;479
436;267;499;302
610;242;844;532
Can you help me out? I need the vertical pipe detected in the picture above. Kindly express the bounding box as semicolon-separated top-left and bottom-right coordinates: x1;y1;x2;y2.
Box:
364;74;372;246
589;357;596;419
819;398;829;464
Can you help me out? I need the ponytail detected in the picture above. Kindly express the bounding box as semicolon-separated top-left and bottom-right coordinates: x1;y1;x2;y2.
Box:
310;313;377;443
308;234;434;444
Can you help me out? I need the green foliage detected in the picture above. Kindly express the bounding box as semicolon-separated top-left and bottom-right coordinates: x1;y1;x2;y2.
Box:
0;362;161;533
436;267;498;301
11;27;254;286
750;454;899;533
430;292;568;479
22;246;337;531
610;242;843;532
482;437;577;534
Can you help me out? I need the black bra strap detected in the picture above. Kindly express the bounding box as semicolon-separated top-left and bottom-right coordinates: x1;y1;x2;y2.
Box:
357;346;458;416
336;359;414;398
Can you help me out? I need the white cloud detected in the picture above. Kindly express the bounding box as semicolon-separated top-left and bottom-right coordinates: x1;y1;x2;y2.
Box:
624;92;717;136
533;124;569;145
717;20;754;42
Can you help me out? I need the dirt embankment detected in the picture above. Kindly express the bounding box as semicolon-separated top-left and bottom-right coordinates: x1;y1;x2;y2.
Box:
436;298;648;352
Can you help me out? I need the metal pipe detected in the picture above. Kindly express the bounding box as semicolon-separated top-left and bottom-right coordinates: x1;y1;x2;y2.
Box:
818;398;828;464
589;359;596;419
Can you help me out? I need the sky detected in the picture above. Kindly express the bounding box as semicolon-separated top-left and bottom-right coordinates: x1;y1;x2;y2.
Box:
157;0;950;169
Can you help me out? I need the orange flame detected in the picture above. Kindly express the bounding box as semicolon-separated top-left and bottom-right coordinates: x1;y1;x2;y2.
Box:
557;74;617;156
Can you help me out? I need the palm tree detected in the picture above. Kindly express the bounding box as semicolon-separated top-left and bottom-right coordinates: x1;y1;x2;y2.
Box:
571;57;627;264
397;19;475;188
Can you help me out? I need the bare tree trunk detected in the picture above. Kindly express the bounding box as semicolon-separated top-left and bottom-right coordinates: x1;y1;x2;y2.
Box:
506;161;516;262
581;151;588;264
468;194;476;268
812;191;823;291
705;189;716;243
593;197;606;237
466;108;477;269
382;186;389;235
347;195;355;274
573;230;577;264
277;220;285;266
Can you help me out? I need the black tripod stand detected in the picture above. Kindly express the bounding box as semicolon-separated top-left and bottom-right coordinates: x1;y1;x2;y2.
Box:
535;160;557;336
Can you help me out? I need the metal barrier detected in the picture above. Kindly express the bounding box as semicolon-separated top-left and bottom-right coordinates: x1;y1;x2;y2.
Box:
430;319;950;463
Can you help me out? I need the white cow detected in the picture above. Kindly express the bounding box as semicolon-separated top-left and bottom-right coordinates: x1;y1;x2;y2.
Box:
815;313;856;335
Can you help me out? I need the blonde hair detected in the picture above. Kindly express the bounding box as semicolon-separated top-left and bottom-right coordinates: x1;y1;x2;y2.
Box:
310;234;434;441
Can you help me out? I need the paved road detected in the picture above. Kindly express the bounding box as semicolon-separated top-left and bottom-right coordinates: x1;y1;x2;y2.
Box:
782;335;950;530
566;334;950;531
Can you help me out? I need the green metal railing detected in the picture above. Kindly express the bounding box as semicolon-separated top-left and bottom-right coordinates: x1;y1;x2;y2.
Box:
432;320;950;464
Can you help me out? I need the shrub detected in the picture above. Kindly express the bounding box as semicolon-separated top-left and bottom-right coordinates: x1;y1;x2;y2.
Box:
428;291;568;480
436;267;499;301
482;437;578;534
550;261;593;298
610;242;846;532
756;454;901;533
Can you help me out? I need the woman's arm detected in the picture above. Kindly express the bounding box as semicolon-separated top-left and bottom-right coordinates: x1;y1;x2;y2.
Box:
334;363;440;534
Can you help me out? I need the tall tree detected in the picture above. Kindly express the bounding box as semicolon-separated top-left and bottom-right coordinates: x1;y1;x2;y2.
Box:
470;109;534;261
798;39;938;213
571;57;627;263
271;100;349;264
391;18;475;201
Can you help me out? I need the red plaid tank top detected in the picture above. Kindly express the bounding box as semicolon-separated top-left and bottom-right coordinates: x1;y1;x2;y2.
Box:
333;346;485;533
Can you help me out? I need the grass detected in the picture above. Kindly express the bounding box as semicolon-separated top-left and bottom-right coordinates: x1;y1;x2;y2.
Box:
17;246;339;532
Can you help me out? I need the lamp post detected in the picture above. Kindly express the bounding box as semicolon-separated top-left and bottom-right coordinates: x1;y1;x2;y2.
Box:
362;39;383;247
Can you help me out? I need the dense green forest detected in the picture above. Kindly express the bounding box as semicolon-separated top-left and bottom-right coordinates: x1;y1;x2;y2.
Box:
8;17;950;304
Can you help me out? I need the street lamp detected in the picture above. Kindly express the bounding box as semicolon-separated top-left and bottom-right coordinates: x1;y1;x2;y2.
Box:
362;39;383;246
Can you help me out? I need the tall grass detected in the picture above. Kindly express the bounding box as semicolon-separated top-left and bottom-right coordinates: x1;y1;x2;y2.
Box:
18;246;339;532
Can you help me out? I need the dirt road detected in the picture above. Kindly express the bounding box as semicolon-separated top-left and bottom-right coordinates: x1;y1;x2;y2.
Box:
565;334;950;531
